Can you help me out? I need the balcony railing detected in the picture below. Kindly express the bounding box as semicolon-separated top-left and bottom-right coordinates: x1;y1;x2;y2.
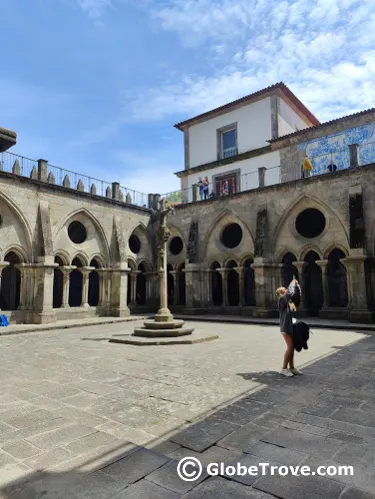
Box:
0;151;148;208
222;147;238;159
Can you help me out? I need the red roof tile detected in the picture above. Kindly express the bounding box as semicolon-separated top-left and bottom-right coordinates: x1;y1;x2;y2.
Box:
269;108;375;143
174;82;320;130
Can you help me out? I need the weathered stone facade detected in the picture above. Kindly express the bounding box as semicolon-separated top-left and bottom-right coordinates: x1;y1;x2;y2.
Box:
2;111;375;325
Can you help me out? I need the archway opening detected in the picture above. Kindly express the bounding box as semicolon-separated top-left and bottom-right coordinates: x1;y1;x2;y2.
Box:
327;248;348;307
88;258;100;307
69;257;83;307
178;263;186;306
226;260;239;306
303;251;323;314
281;252;298;287
53;256;64;308
167;263;174;306
243;258;256;306
1;251;21;310
136;262;147;305
211;261;222;306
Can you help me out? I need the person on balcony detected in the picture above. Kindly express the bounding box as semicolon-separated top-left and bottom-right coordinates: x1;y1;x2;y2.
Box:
222;180;229;196
301;155;313;179
203;176;209;200
198;178;204;200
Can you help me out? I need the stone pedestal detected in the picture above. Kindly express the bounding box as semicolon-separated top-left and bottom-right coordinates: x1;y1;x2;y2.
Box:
30;257;58;324
109;265;130;317
341;249;375;323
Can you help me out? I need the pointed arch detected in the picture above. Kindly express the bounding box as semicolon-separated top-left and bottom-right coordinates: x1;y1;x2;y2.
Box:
3;244;28;263
71;252;89;266
167;223;188;249
240;253;255;266
223;256;239;267
0;191;33;262
323;243;349;260
57;208;110;263
300;245;323;261
276;247;299;263
54;249;71;266
272;193;349;251
203;208;254;261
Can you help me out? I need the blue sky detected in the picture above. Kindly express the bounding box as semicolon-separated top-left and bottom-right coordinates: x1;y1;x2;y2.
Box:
1;0;374;195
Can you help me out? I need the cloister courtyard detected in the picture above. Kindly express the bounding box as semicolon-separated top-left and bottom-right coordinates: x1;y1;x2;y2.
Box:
0;319;374;498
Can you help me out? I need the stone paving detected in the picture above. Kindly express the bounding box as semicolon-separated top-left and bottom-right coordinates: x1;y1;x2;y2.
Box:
0;320;374;498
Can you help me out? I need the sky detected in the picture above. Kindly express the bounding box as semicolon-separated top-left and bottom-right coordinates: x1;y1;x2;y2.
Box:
1;0;375;195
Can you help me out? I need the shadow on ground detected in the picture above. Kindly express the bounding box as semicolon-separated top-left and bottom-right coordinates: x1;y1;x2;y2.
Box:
2;332;375;498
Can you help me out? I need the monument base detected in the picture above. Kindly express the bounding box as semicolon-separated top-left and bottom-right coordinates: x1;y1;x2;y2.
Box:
109;331;218;346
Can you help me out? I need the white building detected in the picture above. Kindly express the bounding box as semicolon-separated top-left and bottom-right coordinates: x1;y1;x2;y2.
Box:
174;82;319;202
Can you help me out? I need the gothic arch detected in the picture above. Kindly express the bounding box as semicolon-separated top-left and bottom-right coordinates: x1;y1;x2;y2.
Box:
71;252;89;266
323;243;349;260
54;250;70;266
0;191;33;262
203;208;254;262
276;247;299;263
90;254;105;267
300;245;323;261
127;257;137;270
224;256;239;267
2;244;28;263
240;254;255;266
272;193;349;249
138;260;153;272
55;208;110;265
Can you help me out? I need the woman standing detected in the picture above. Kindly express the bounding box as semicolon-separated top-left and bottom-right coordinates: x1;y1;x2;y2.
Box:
275;279;303;377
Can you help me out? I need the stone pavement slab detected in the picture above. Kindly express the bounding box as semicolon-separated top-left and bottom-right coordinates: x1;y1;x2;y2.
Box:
0;320;374;496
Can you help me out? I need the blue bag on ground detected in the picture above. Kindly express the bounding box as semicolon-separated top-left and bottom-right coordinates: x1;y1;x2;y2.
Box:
0;315;9;327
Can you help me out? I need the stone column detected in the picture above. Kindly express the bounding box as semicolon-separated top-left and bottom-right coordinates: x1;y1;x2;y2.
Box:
32;257;58;324
217;268;229;307
110;264;130;317
250;258;278;317
205;269;213;307
316;260;329;308
96;268;111;314
60;266;76;308
169;271;179;305
292;261;307;311
234;266;245;306
184;263;204;310
79;266;95;308
0;262;9;311
129;270;140;307
15;263;27;311
341;249;374;323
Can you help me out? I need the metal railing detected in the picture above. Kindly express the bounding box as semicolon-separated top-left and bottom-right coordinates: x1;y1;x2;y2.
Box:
0;151;148;208
0;151;37;177
162;166;281;205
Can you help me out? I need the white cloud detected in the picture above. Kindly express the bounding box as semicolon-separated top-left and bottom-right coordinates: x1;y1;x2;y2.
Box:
124;0;375;123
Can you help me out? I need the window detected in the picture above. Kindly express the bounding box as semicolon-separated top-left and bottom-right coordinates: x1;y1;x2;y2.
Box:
214;170;239;196
218;124;237;159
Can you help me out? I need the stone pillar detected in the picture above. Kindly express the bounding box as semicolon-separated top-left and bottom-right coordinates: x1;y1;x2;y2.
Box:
250;258;278;317
32;257;58;324
96;268;111;314
234;266;245;306
38;159;48;182
192;184;199;202
61;266;76;308
341;249;374;323
112;182;120;201
217;268;229;307
184;263;203;310
129;270;139;307
205;269;213;307
258;167;266;188
0;262;9;310
169;271;179;306
110;265;131;317
292;261;308;312
316;259;329;309
79;266;95;308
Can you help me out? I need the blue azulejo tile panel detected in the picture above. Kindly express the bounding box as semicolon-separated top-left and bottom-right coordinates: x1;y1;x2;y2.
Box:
297;122;375;175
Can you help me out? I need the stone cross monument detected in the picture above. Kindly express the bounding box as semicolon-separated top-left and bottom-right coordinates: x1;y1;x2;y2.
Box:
155;198;175;322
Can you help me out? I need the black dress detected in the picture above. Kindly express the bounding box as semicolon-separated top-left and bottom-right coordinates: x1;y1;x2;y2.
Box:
278;281;300;336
